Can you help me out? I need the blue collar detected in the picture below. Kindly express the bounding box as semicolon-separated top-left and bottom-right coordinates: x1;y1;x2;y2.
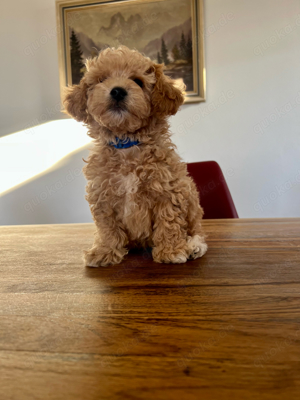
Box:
109;137;140;149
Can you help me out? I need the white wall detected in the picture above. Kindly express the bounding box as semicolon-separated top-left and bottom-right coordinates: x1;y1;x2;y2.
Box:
0;143;93;226
0;0;66;138
172;0;300;218
0;0;300;224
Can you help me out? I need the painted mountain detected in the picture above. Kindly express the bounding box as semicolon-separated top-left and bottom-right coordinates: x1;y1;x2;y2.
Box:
74;31;101;58
142;18;192;60
68;4;194;91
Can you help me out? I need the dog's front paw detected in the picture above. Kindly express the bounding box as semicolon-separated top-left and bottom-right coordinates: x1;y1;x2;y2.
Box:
84;246;127;267
152;247;188;264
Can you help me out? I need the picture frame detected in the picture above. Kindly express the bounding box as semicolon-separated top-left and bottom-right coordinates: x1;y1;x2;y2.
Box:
56;0;206;104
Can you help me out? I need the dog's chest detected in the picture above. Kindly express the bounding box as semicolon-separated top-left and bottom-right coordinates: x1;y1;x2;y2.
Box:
110;166;152;241
118;172;140;216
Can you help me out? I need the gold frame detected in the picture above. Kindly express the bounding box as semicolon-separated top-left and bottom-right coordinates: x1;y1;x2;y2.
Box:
56;0;206;103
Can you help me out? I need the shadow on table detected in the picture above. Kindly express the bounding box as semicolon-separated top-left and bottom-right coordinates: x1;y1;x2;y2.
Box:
84;247;208;288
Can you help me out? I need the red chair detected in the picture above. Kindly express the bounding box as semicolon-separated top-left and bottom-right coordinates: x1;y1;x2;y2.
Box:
187;161;238;219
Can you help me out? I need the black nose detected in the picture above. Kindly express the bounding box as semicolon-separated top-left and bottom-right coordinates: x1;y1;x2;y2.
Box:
110;87;127;102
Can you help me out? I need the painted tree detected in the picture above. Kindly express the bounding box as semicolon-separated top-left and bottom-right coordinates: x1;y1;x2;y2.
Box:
157;51;162;64
186;35;193;61
70;30;85;84
179;32;187;60
172;44;180;61
161;38;170;65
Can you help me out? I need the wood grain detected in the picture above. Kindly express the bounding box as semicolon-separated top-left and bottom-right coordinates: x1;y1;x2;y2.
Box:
0;219;300;399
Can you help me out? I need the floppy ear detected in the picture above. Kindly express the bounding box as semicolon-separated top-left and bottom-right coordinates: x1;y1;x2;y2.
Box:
151;64;185;117
63;78;89;123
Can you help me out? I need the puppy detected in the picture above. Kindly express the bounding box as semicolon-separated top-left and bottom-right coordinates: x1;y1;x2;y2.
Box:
63;46;207;266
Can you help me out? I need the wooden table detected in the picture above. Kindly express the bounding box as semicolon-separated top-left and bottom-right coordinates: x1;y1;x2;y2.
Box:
1;219;300;399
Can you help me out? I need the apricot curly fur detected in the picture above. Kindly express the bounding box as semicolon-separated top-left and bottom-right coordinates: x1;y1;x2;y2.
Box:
63;46;207;266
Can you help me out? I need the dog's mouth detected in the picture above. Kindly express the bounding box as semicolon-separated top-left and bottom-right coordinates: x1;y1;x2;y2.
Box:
109;102;127;114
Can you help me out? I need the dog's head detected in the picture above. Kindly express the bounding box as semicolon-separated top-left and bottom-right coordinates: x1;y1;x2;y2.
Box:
63;46;185;134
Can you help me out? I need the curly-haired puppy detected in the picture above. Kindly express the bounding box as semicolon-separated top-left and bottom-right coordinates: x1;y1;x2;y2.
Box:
64;46;207;267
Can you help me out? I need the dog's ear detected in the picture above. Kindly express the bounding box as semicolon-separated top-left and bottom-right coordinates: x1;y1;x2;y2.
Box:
151;63;185;117
63;78;89;123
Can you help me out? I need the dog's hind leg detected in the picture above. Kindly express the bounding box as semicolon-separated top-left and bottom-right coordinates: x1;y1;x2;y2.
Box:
186;234;207;260
185;179;207;259
151;184;207;264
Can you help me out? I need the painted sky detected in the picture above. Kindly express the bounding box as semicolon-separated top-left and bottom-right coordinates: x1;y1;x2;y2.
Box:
67;0;192;50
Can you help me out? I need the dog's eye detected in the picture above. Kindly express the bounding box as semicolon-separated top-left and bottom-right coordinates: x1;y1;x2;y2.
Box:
98;78;106;83
133;78;143;88
145;66;154;74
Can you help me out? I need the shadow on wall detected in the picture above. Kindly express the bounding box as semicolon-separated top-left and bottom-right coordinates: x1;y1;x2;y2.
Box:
0;144;93;225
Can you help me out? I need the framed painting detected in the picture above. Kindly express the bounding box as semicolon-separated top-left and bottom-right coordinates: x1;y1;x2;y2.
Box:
56;0;205;103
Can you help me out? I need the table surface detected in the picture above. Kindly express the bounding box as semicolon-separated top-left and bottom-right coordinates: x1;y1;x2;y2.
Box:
1;218;300;400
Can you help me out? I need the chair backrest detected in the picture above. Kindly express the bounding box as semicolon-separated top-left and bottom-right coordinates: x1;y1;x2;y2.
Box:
187;161;238;219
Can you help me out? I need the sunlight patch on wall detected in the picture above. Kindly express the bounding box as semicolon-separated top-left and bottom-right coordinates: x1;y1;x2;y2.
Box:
0;120;91;195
